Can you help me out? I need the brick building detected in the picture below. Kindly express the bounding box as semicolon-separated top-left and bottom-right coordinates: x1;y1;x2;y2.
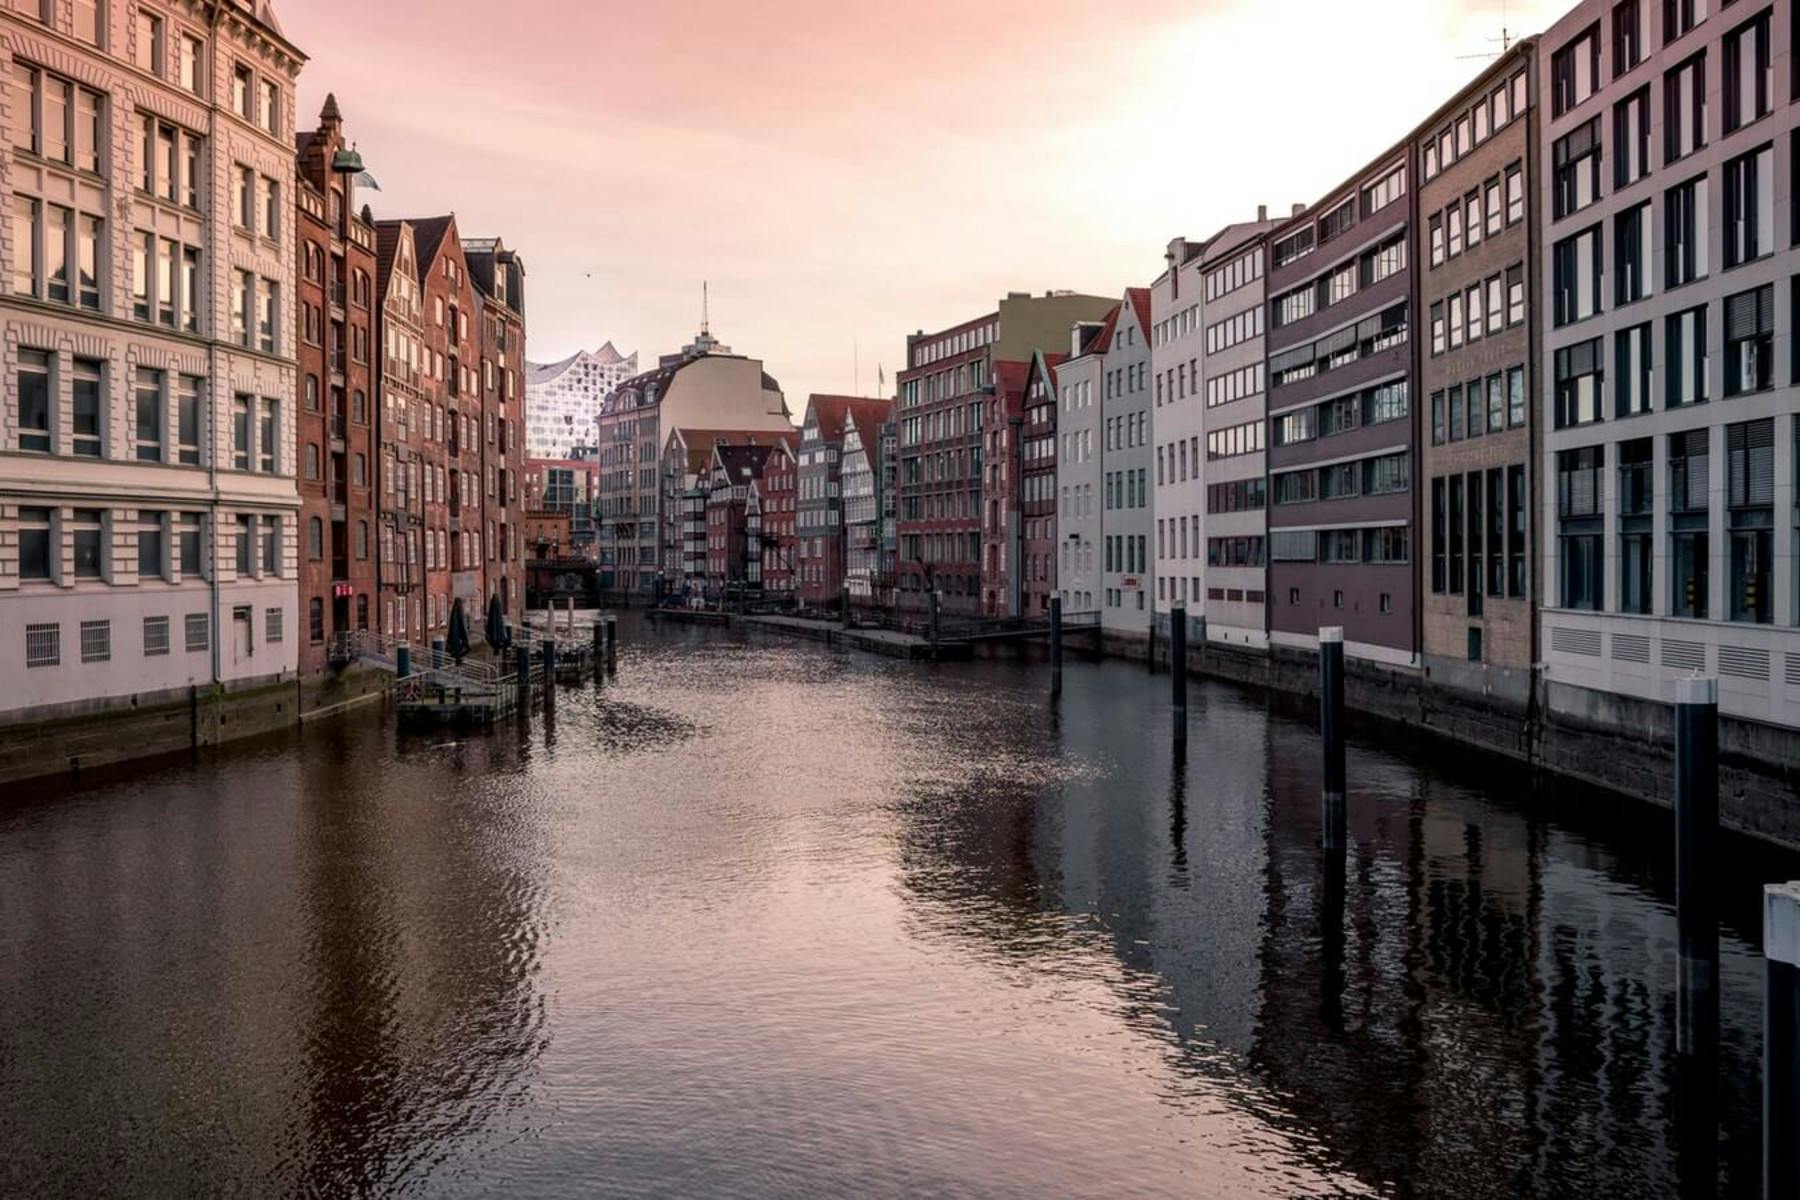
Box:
895;291;1114;617
463;236;528;617
703;442;778;601
294;94;377;670
372;220;428;642
749;439;797;598
1418;46;1539;693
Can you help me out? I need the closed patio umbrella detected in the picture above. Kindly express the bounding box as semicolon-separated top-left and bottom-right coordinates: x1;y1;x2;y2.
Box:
446;598;471;664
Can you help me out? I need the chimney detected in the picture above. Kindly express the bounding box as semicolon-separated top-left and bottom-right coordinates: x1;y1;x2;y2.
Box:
1257;204;1267;222
1292;203;1306;216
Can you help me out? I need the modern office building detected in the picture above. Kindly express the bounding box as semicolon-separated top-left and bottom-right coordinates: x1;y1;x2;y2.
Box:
1265;143;1417;666
594;325;790;597
1419;45;1540;694
1;0;302;719
524;342;635;460
895;290;1114;616
294;93;376;672
1537;0;1800;729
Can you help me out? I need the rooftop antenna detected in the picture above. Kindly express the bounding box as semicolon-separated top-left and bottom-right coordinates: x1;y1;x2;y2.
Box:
701;280;710;336
1457;0;1515;60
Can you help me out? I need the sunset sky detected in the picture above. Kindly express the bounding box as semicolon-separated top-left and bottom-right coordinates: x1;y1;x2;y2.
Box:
281;0;1568;410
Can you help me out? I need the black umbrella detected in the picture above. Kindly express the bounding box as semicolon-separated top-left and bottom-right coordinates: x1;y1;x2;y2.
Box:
484;594;509;651
446;598;471;664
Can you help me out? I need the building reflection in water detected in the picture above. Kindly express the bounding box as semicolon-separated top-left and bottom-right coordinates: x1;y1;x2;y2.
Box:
893;655;1776;1199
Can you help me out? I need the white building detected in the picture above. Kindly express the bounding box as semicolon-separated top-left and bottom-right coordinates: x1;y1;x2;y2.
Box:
1098;288;1154;641
1150;238;1208;627
1055;319;1106;614
524;341;636;459
1;0;302;721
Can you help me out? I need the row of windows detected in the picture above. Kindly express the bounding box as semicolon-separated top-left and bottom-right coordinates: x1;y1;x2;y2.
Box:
1556;418;1785;624
1208;478;1267;515
1553;280;1780;427
21;610;275;670
1423;70;1531;180
1205;306;1263;354
1205;246;1263;302
1269;303;1409;388
1207;419;1265;462
13;507;277;584
1207;362;1266;408
1272;379;1410;447
1105;469;1148;511
1429;264;1528;354
1430;466;1530;601
1271;452;1410;505
1268;526;1410;565
1431;366;1529;444
1427;163;1526;265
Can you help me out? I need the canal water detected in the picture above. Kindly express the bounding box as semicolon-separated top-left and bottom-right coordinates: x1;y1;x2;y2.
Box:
2;616;1792;1198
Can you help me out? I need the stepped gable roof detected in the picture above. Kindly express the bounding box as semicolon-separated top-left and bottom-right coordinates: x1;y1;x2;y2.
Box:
669;427;797;474
408;215;455;274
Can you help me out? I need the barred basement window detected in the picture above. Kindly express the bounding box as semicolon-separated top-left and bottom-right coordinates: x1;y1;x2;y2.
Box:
80;619;109;662
26;623;59;668
185;612;209;652
143;615;170;656
265;607;283;643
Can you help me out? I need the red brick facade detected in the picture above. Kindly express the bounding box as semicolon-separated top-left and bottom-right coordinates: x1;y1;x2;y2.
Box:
295;95;378;670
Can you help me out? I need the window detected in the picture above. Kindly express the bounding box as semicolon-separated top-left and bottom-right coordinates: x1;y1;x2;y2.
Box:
1664;53;1707;163
1664;176;1709;286
1429;214;1444;266
1448;202;1464;257
1615;202;1653;305
232;64;254;120
1614;0;1646;75
1553;118;1602;219
259;398;278;472
25;623;59;668
1508;365;1526;428
263;176;281;239
1663;0;1706;45
135;10;163;72
1666;305;1709;406
185;612;209;652
71;509;102;579
180;34;204;95
1552;24;1601;115
17;349;52;453
1555;338;1605;427
137;510;165;579
71;357;103;457
1725;10;1773;132
1669;428;1710;619
259;280;278;352
1726;418;1774;624
261;80;280;136
79;619;109;663
1553;226;1603;326
1464;191;1483;250
1615;323;1654;416
1485;177;1503;238
1507;264;1525;326
235;270;254;347
1725;285;1773;395
267;607;284;644
1558;445;1605;609
72;0;101;46
1723;144;1774;268
18;507;52;581
176;375;202;464
1618;438;1655;613
1318;197;1355;243
133;367;163;461
232;394;252;470
308;517;324;560
236;164;254;229
1614;88;1651;188
143;616;170;656
178;513;202;577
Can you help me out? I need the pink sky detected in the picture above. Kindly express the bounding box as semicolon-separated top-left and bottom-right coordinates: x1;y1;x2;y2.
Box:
282;0;1566;410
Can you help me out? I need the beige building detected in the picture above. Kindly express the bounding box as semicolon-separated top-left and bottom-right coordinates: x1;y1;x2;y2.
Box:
0;0;302;720
595;322;791;595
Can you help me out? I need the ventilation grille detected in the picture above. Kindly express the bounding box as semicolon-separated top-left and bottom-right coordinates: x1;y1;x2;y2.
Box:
1662;638;1707;672
1552;626;1602;657
1718;644;1770;682
1787;653;1800;688
1611;633;1651;664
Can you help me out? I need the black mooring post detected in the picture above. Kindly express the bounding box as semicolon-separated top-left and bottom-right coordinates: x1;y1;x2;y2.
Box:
1676;676;1719;1058
1320;626;1346;853
605;617;618;673
431;638;445;670
1170;606;1187;713
1049;595;1063;693
395;645;411;680
592;620;605;682
514;642;531;705
929;591;941;647
542;637;557;683
1767;882;1800;1199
